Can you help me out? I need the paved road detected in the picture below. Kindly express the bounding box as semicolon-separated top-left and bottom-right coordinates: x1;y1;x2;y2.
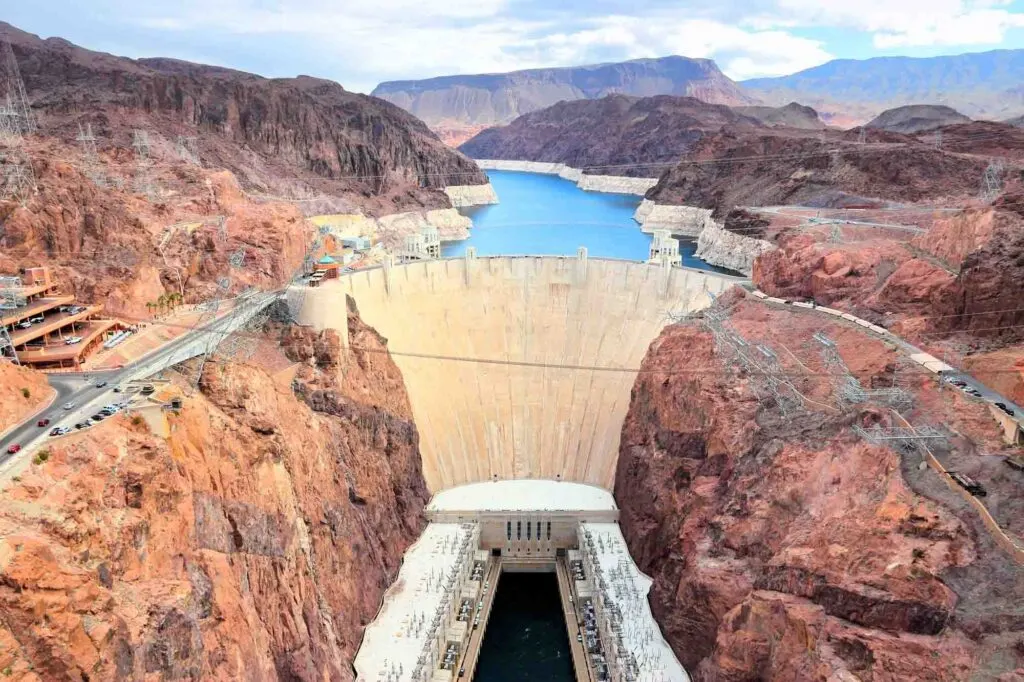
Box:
744;287;1024;434
0;291;281;469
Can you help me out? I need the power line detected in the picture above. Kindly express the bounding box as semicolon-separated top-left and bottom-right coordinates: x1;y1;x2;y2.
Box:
112;305;1024;377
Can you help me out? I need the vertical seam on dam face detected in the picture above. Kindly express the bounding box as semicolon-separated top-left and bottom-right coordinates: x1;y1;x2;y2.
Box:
297;257;743;493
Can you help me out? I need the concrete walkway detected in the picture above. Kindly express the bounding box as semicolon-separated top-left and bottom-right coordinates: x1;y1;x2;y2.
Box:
556;557;594;682
461;557;503;682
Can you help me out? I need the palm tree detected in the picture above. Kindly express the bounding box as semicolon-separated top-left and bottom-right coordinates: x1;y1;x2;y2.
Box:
145;302;154;317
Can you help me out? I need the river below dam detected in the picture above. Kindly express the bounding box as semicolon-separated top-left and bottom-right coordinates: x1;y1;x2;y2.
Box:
445;170;729;272
474;572;575;682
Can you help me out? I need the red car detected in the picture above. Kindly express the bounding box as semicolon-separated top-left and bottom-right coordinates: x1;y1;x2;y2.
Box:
37;418;50;427
6;444;21;454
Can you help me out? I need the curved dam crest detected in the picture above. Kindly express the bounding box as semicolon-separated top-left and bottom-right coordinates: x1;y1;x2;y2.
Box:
293;255;744;492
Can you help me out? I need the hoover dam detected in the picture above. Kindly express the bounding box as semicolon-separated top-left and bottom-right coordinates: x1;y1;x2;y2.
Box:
290;253;744;682
293;253;741;492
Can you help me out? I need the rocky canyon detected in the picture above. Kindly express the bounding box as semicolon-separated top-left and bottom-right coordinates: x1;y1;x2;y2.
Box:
0;308;429;680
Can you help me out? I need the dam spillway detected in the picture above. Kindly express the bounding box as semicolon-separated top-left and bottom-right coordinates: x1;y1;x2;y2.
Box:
293;254;744;492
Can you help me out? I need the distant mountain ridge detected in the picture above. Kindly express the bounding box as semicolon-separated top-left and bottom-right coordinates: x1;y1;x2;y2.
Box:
865;105;971;134
372;56;754;143
742;49;1024;122
458;94;766;177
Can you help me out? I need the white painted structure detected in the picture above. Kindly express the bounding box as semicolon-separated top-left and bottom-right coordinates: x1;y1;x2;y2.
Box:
579;523;690;682
428;480;616;513
355;523;480;682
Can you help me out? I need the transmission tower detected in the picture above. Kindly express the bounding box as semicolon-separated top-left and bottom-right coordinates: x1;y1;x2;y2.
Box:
175;135;199;165
0;40;35;135
980;160;1004;202
188;247;252;389
857;127;867;145
0;275;23;363
0;44;38;206
76;122;107;187
132;129;158;200
813;331;912;410
931;130;943;150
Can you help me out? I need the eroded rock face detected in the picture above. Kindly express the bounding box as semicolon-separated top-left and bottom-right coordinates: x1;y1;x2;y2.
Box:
752;198;1024;344
0;310;428;680
613;295;1023;680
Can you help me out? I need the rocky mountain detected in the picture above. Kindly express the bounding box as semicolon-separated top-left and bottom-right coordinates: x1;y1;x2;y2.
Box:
1;21;485;205
742;49;1024;123
616;288;1024;679
865;105;971;134
733;102;826;130
372;56;755;145
459;95;764;177
0;313;430;680
647;131;989;210
1008;115;1024;128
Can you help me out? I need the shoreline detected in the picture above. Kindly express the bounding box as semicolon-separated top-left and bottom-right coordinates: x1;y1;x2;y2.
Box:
473;159;658;196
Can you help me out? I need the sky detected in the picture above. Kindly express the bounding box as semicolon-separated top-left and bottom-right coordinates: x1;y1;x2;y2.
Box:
5;0;1024;93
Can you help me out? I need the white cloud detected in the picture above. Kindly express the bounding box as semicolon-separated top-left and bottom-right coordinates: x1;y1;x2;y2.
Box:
768;0;1024;47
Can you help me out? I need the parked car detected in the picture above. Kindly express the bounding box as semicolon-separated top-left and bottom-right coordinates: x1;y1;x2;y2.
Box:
29;315;44;323
75;422;91;430
37;418;50;427
91;413;105;422
63;401;75;410
64;336;83;345
140;385;155;395
16;320;32;329
6;444;21;454
95;380;108;388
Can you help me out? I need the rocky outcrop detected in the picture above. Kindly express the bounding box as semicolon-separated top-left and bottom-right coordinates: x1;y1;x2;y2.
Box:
753;196;1024;343
647;132;989;211
733;102;826;130
614;292;1024;680
865;105;971;134
0;145;313;318
444;183;499;208
0;362;52;435
376;208;473;246
373;56;755;133
3;20;486;206
633;201;710;234
694;216;774;274
0;310;429;680
476;160;658;196
461;95;762;177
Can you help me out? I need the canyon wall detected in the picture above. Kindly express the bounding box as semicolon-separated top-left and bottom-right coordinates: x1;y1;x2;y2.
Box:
753;195;1024;342
294;256;743;492
614;291;1024;680
0;310;429;680
444;183;499;208
694;218;775;275
0;363;52;434
634;201;774;274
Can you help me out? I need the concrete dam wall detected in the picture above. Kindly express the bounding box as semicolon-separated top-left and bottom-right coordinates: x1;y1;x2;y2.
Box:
293;256;743;492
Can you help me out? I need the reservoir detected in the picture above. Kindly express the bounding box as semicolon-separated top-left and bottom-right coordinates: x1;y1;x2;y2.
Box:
474;572;574;682
445;170;730;272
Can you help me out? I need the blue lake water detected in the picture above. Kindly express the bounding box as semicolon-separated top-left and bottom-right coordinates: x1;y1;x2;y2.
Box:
443;170;729;273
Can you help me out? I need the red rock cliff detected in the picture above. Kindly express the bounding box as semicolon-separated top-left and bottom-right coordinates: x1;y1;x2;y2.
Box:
614;292;1024;680
0;308;429;680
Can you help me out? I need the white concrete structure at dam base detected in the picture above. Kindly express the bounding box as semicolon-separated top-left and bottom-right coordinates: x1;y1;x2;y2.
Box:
355;481;690;682
475;159;660;196
428;479;616;513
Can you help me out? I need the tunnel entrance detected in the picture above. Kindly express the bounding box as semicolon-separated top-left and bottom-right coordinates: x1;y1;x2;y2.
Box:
474;572;574;682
